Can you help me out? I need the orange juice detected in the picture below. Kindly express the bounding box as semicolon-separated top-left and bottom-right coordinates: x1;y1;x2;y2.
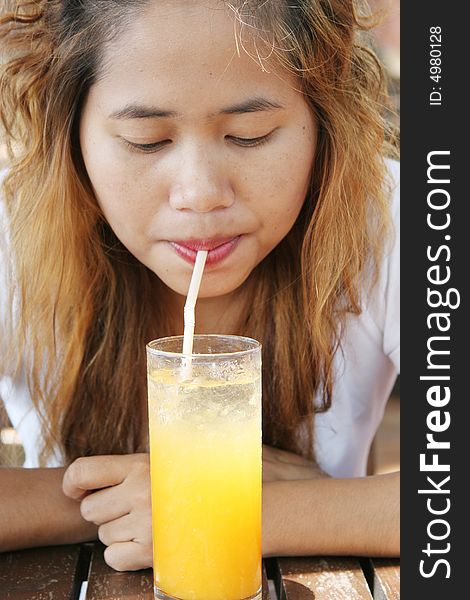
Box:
148;371;262;600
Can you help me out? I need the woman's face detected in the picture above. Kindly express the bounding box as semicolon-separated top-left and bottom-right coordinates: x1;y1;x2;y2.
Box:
80;0;316;299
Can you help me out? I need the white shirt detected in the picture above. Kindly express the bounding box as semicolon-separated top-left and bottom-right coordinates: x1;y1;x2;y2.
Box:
0;161;400;475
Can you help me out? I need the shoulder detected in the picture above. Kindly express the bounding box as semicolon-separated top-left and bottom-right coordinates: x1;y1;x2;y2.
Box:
382;157;400;266
0;166;10;243
0;166;11;270
0;168;13;368
0;166;8;219
384;157;400;225
0;167;10;285
0;169;46;467
340;158;400;371
362;157;400;370
382;157;400;284
385;157;400;187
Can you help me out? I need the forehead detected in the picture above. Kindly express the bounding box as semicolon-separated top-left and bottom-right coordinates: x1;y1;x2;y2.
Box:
92;0;299;114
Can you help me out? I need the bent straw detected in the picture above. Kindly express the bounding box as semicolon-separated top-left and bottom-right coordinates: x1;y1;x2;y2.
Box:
181;250;208;379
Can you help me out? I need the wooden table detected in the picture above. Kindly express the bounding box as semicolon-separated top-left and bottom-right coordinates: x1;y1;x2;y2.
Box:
0;543;399;599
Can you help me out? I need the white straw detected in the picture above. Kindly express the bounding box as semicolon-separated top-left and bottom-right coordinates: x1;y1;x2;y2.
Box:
181;250;208;379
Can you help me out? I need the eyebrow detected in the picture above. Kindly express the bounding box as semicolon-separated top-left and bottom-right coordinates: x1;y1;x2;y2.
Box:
220;98;284;115
108;97;285;120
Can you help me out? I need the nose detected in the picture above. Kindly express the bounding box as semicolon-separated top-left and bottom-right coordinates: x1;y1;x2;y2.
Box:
168;147;235;213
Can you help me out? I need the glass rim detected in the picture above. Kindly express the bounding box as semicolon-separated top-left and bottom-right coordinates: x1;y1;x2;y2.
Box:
146;334;261;359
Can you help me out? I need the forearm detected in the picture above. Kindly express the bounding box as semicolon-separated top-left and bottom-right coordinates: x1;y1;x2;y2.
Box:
0;467;97;552
263;471;399;557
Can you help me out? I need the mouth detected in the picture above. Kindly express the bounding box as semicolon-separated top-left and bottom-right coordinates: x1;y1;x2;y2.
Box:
169;236;241;266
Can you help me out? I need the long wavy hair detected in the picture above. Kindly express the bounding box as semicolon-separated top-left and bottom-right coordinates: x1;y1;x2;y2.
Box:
0;0;398;465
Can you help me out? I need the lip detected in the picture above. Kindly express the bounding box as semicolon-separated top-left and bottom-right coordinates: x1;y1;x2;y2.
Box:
169;236;241;266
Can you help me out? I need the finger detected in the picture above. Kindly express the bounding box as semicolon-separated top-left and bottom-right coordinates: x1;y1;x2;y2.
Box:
80;485;131;525
104;541;153;572
62;455;133;500
98;512;152;547
98;514;133;546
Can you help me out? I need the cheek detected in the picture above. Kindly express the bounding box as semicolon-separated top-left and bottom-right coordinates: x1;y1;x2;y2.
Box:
260;153;311;236
81;135;153;230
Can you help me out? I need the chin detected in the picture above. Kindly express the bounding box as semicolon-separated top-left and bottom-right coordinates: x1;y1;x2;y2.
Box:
197;272;251;299
161;272;249;300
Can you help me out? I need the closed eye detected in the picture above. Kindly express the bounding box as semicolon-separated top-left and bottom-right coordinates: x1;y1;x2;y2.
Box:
226;130;276;148
121;129;276;153
122;139;171;153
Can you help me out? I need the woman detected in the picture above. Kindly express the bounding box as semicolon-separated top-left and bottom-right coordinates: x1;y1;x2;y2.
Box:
0;0;399;569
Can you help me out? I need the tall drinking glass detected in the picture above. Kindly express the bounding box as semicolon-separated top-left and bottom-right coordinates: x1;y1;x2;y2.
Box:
146;334;262;600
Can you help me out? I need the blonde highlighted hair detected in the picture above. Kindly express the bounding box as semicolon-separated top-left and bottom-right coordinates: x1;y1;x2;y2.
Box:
0;0;398;464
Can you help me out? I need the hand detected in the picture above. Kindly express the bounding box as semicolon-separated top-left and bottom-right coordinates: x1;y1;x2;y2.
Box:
262;444;329;482
62;453;152;571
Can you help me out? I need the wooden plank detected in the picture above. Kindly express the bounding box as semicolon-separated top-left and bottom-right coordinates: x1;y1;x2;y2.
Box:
86;544;269;599
274;557;373;600
0;544;84;600
86;543;154;599
367;559;400;600
262;559;271;599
